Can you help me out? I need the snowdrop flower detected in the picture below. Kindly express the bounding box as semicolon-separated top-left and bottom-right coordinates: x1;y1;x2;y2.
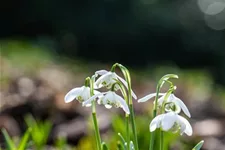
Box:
83;91;130;114
150;112;192;136
138;93;191;118
94;70;137;99
64;86;100;107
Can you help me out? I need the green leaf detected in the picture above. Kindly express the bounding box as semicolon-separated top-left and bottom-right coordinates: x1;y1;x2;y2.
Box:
18;128;32;150
101;142;109;150
24;115;52;149
1;128;16;150
192;140;204;150
42;120;52;145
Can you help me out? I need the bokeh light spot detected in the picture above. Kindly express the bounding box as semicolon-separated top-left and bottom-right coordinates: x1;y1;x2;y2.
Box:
205;8;225;30
198;0;225;15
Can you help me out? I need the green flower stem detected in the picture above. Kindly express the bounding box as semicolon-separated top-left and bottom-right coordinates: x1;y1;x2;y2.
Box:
123;68;139;150
111;82;130;150
149;129;155;150
149;75;178;150
126;115;130;150
149;84;160;150
87;77;102;150
149;74;178;150
160;103;165;150
160;130;164;150
159;88;173;150
129;104;138;150
92;109;102;150
112;63;139;150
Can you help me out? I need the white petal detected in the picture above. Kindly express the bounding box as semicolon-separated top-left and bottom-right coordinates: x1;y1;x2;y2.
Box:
102;91;112;105
179;120;186;135
138;93;156;103
94;74;108;88
94;90;100;95
149;114;163;132
171;94;191;118
161;112;177;131
85;103;92;107
115;74;137;99
91;74;98;80
95;70;108;76
97;99;102;105
131;90;137;99
93;83;100;89
95;72;112;88
139;93;164;103
178;116;193;136
80;87;91;101
64;87;83;103
94;78;104;89
115;93;130;114
105;104;112;109
82;92;105;106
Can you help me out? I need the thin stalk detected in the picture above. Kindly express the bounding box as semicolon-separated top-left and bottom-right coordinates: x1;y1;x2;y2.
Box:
129;104;138;150
126;115;130;150
160;130;164;150
149;75;177;150
158;88;173;150
88;77;102;150
113;64;139;150
92;109;102;150
111;81;130;150
149;85;160;150
125;71;138;150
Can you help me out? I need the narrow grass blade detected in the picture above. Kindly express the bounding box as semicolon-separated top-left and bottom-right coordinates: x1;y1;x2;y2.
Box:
1;128;16;150
192;140;204;150
18;128;32;150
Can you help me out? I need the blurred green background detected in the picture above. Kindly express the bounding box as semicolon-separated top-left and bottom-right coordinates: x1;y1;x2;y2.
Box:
1;0;225;149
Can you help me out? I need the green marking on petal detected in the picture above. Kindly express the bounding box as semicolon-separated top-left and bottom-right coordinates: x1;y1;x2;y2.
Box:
77;96;84;102
169;122;180;133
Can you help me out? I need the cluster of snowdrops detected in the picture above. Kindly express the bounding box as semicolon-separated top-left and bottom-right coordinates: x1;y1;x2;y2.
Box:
64;63;204;150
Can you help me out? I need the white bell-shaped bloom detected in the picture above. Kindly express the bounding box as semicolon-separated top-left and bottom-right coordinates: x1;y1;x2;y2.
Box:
94;70;137;99
64;86;100;107
83;91;130;114
150;112;193;136
138;93;191;118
